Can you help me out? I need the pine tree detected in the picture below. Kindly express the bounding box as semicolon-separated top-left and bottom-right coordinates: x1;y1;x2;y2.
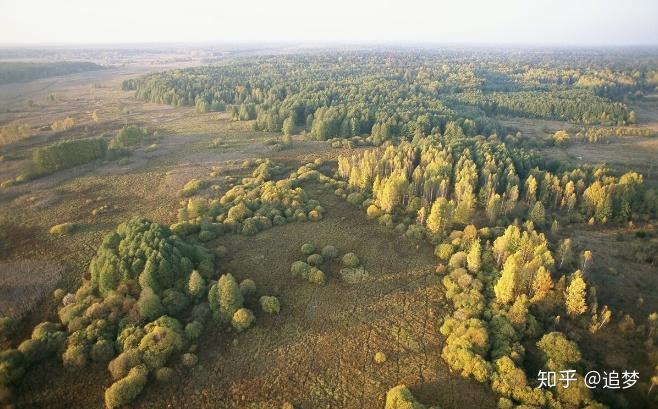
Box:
486;194;502;224
565;270;587;317
217;274;244;323
530;266;553;302
466;240;481;273
494;253;521;304
426;197;453;234
282;116;295;135
529;201;546;226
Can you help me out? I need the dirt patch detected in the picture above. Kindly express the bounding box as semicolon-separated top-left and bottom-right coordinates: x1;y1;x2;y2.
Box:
0;260;63;319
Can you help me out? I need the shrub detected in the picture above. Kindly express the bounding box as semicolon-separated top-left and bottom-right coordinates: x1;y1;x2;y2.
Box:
259;296;280;314
52;288;66;303
290;261;311;278
180;352;198;367
31;137;107;175
307;254;324;266
308;210;322;221
231;308;255;332
342;252;360;268
241;218;260;235
300;243;315;255
385;385;426;409
17;339;46;365
239;279;257;297
347;192;364;205
154;367;176;383
91;339;115;363
320;245;338;259
138;323;184;370
198;230;216;242
108;349;143;381
137;287;164;321
62;343;88;369
187;270;206;298
112;126;147;148
0;349;25;385
366;205;382;219
184;321;203;342
308;268;326;285
374;351;387;364
161;289;190;316
49;222;78;235
104;364;149;409
214;274;244;323
434;243;454;261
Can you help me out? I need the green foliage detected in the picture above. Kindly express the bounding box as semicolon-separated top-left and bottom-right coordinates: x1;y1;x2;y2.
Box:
537;332;582;371
31;137;107;175
239;279;257;297
212;274;244;323
137;287;164;322
320;245;339;259
179;179;209;197
341;252;360;268
307;268;326;285
259;296;280;314
300;243;315;255
290;261;311;278
112;126;147;148
138;316;184;370
307;254;323;266
104;364;149;409
108;349;143;381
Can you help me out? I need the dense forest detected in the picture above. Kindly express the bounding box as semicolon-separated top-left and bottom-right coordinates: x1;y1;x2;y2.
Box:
0;61;103;84
124;51;658;138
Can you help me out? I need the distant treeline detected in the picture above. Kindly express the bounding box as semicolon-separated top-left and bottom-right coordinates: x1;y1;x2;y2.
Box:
0;61;103;84
123;51;656;139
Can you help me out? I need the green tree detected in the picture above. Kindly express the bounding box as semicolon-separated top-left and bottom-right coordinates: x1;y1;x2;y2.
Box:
537;332;581;371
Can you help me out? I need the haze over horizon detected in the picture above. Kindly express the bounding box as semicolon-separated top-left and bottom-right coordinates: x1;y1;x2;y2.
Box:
1;0;657;46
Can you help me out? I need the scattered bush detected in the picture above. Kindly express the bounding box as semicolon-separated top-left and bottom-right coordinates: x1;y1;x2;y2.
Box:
300;243;315;255
259;296;280;314
290;261;311;278
239;279;257;297
231;308;255;332
307;268;326;285
179;179;209;197
342;252;360;268
307;254;323;266
154;366;176;383
180;352;198;367
49;222;78;235
320;245;338;259
374;351;387;364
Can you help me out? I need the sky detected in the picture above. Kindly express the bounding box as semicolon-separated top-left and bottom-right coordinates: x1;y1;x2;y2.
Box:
0;0;657;46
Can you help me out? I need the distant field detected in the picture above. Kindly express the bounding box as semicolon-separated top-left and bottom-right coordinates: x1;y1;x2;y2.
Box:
0;61;104;84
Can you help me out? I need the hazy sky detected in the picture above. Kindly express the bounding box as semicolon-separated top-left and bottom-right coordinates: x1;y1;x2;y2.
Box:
1;0;657;46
